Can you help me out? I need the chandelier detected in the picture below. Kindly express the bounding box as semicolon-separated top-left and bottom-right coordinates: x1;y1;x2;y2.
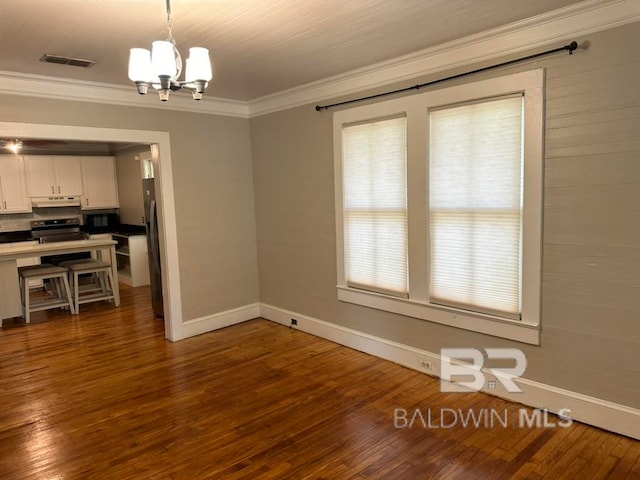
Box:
128;0;213;101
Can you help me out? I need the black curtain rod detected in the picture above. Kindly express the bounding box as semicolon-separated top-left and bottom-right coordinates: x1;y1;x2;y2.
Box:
315;41;578;111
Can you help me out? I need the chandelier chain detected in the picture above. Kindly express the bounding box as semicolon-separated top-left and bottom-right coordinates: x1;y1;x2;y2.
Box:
165;0;175;45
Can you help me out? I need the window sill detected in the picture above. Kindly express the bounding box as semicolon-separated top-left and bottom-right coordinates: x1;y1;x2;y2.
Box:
337;286;540;345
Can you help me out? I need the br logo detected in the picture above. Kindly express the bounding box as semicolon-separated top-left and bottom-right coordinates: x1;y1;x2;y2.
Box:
440;348;527;393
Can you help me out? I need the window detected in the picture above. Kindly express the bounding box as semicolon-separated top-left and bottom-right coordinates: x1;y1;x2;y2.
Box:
333;70;543;344
342;116;408;297
429;96;523;318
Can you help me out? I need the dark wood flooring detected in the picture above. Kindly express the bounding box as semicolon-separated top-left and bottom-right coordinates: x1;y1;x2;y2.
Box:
0;285;638;479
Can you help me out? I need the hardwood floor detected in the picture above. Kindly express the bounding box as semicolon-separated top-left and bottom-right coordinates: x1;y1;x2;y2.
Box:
0;285;638;479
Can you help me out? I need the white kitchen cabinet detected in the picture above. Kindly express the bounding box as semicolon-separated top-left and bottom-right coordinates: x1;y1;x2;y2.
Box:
112;234;149;287
55;156;84;195
81;156;119;209
24;155;83;197
0;240;41;319
0;155;31;213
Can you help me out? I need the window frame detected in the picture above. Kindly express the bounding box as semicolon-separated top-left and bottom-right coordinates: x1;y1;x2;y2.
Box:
333;70;544;345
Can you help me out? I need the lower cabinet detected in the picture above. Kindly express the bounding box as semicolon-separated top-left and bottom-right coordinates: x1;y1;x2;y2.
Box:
0;241;41;319
112;234;150;287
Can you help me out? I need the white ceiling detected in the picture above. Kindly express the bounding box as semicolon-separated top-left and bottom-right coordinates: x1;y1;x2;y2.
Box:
0;0;586;102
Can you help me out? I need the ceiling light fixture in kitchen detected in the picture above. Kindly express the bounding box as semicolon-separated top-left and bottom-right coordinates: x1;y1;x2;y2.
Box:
128;0;213;101
0;139;23;153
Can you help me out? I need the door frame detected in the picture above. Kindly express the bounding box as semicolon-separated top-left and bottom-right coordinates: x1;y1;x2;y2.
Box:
0;122;183;341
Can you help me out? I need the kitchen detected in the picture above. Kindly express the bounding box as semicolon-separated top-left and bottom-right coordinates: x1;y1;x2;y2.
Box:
0;139;162;325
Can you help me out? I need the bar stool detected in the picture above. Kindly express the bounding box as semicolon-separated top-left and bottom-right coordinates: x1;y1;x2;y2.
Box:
59;260;115;313
18;264;75;323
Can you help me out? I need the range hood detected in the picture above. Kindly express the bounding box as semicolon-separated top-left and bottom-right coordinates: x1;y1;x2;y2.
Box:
31;196;81;208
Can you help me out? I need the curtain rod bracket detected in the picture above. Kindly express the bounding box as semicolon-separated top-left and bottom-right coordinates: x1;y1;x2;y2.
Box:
568;40;578;54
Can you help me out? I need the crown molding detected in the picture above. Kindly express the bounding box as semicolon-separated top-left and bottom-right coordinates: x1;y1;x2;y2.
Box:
0;0;637;119
0;70;250;118
247;0;640;117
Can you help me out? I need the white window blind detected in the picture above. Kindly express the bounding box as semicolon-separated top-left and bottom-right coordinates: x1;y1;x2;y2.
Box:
429;96;524;318
342;116;408;296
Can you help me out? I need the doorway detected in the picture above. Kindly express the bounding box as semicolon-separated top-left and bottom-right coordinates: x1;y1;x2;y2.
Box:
0;122;183;341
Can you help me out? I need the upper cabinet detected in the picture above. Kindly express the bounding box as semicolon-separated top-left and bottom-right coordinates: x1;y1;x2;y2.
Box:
4;155;119;212
0;155;31;213
55;156;84;196
80;156;119;209
24;155;83;197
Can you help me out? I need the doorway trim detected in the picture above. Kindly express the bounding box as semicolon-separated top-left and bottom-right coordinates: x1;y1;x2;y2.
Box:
0;122;183;341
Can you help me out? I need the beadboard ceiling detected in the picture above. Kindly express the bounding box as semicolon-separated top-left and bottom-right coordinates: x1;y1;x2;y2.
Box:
0;0;586;102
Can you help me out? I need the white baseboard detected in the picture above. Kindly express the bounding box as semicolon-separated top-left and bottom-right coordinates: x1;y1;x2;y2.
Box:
259;303;640;440
182;303;260;338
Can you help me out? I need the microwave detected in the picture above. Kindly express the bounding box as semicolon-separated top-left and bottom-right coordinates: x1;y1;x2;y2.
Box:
83;213;119;231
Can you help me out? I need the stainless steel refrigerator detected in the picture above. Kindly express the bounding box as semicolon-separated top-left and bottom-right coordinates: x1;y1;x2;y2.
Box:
143;178;164;318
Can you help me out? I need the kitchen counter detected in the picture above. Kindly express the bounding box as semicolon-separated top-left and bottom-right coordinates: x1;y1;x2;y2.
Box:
81;224;146;236
0;239;119;325
0;239;116;258
0;231;34;244
113;225;147;236
80;226;113;235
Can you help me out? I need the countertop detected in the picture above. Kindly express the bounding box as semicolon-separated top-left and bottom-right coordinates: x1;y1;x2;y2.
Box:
0;238;117;259
0;224;145;244
0;231;35;244
82;224;146;236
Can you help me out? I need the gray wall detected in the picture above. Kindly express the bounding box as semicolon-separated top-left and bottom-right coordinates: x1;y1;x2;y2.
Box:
250;22;640;408
0;96;259;321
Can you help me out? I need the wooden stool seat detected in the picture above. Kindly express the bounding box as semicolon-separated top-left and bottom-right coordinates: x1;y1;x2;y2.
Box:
66;260;110;271
18;264;75;323
19;265;65;276
58;258;99;268
18;263;58;275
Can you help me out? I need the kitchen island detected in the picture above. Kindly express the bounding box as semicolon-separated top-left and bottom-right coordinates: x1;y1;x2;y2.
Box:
0;239;119;325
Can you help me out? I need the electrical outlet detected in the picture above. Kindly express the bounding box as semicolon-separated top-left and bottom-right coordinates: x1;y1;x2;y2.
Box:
290;318;298;327
420;359;432;371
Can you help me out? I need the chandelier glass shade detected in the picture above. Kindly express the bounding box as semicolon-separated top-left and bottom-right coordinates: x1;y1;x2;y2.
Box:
128;1;212;101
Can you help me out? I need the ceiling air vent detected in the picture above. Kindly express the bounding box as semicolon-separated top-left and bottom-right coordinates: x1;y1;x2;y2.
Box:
39;54;96;68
